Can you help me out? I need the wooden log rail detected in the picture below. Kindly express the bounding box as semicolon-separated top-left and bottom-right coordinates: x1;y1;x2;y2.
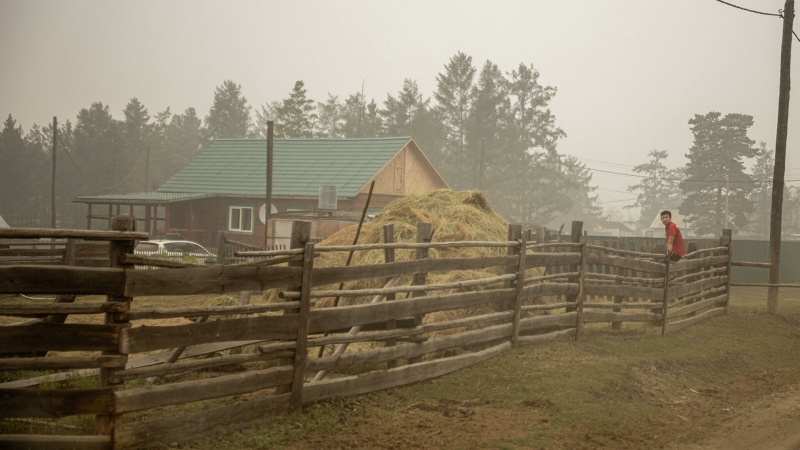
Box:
279;273;516;299
730;261;771;268
0;228;149;241
526;242;582;250
585;244;666;260
0;302;129;317
240;240;521;257
1;223;741;450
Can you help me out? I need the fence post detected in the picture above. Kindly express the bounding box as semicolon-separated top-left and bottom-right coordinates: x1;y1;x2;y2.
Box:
503;224;523;292
566;221;583;312
408;222;433;365
511;232;527;348
661;256;671;336
216;231;226;265
290;241;314;412
684;241;700;318
278;221;311;394
383;224;398;369
612;238;624;330
721;229;733;313
575;232;587;340
96;217;135;439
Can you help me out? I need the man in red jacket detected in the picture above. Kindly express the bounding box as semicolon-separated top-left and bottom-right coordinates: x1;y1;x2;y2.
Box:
660;210;684;262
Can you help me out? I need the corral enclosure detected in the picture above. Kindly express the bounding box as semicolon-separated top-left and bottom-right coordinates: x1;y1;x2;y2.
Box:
0;218;733;449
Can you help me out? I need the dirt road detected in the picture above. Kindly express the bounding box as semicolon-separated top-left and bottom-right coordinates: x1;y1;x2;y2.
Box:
678;384;800;450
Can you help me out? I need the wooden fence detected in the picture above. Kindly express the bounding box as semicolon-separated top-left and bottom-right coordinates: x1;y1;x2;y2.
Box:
0;238;109;267
0;220;732;449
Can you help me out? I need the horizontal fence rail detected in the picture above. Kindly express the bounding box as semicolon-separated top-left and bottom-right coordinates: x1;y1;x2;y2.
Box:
0;222;742;449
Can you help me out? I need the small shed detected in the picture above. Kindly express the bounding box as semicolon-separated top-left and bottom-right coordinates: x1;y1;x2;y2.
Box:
74;137;448;248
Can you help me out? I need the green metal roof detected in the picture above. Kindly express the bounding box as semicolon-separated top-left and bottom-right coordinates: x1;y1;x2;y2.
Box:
157;137;412;197
74;192;207;204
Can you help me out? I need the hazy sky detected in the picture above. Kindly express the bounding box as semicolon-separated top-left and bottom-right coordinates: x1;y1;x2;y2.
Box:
1;0;798;215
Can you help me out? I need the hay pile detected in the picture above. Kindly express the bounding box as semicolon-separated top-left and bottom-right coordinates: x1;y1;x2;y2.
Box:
262;190;514;308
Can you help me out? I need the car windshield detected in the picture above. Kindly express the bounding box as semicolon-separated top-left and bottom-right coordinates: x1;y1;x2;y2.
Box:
163;242;208;254
135;243;159;252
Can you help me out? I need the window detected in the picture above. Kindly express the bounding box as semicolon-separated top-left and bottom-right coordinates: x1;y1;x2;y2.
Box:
285;204;308;212
135;243;158;252
229;206;253;232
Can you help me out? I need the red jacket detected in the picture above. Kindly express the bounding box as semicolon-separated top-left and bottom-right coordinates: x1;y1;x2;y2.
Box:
665;222;685;256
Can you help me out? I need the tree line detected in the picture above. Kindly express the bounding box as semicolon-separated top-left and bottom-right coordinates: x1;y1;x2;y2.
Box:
0;52;599;230
627;112;800;237
1;51;795;237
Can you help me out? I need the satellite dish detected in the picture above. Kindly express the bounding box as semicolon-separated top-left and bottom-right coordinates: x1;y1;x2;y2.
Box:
259;204;278;224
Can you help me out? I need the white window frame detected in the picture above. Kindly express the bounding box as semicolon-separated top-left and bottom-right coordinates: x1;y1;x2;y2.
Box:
228;206;254;233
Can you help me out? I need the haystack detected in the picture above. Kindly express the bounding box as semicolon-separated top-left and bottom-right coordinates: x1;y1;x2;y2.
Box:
262;190;518;312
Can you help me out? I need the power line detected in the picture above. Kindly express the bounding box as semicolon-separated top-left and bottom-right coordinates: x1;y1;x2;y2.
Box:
564;160;800;183
58;136;148;190
714;0;782;17
714;1;800;42
580;157;637;170
596;187;635;194
597;197;639;205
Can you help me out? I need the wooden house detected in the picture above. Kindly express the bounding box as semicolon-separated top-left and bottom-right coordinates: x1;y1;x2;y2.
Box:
74;137;449;248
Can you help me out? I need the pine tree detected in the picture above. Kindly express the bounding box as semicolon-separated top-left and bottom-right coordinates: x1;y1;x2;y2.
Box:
204;80;252;140
275;81;317;138
0;115;37;226
316;94;343;138
626;150;682;229
508;63;564;153
551;155;601;229
147;107;205;191
73;102;122;191
249;102;280;139
434;51;476;187
679;112;757;235
466;60;511;190
121;98;154;191
746;144;800;237
381;79;426;136
381;79;443;157
481;62;568;224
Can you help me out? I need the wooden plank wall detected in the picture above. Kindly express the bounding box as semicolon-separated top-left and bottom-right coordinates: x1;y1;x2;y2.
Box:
0;223;734;449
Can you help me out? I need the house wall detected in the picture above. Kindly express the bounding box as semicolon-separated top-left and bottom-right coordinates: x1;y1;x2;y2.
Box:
167;197;263;248
167;197;363;248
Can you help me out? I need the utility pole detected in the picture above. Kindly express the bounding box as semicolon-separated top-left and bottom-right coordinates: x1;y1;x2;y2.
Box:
51;116;57;229
768;0;794;315
264;121;274;248
478;139;485;191
143;145;150;192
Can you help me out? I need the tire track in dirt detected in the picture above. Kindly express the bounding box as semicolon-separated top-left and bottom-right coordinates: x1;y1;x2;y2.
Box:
677;384;800;450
